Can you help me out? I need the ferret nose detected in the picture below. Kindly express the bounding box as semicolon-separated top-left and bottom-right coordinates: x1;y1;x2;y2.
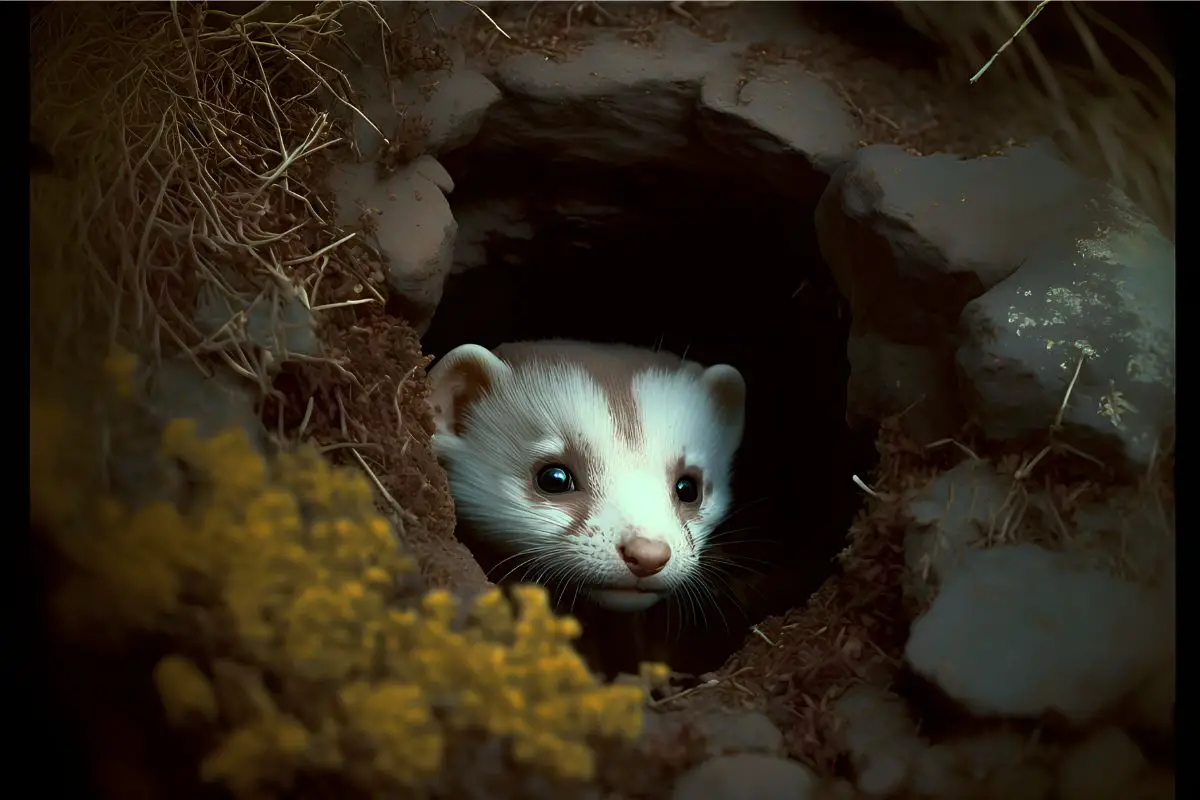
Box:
617;537;672;578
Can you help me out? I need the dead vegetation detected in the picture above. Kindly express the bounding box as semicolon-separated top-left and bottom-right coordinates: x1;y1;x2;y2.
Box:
31;1;383;392
30;1;464;541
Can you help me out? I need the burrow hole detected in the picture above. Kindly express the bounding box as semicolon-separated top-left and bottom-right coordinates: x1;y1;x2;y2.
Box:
422;145;879;676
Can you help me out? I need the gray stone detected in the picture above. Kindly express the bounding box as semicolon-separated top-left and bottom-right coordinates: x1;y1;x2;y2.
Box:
481;21;856;195
911;731;1054;799
845;330;963;442
194;283;320;365
903;460;1014;606
698;64;861;192
418;69;502;153
331;1;497;161
487;29;725;165
672;754;818;800
905;544;1173;725
956;191;1175;474
816;143;1094;348
142;358;266;448
1066;486;1174;588
987;762;1056;800
832;685;921;796
1056;727;1147;800
813;143;1097;439
102;357;268;511
1125;656;1175;736
694;710;785;758
352;67;501;159
329;154;458;334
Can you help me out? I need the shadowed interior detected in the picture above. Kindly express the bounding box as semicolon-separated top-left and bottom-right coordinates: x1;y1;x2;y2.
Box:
421;149;879;675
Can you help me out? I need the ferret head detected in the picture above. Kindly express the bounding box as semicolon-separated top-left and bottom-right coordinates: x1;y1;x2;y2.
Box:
426;341;747;612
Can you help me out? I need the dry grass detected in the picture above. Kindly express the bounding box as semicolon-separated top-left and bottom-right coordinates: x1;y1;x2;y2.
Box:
31;1;388;397
897;0;1175;238
30;1;467;531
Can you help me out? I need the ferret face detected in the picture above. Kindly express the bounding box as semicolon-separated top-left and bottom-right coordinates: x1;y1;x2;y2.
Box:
426;341;747;612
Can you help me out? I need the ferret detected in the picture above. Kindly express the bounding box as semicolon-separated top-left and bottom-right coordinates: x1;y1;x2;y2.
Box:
426;340;746;613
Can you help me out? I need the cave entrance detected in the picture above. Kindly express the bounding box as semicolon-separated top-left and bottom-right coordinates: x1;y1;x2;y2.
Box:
421;146;878;675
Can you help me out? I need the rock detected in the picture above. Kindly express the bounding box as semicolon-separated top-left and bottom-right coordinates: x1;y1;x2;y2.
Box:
987;761;1055;800
1066;486;1175;590
672;754;819;800
1056;727;1147;800
142;358;266;448
488;28;728;165
481;23;856;197
417;69;503;153
903;460;1013;606
845;330;962;443
698;64;861;194
905;544;1173;725
194;283;320;366
832;685;921;796
816;143;1094;348
694;710;785;758
103;357;269;511
814;143;1097;438
911;731;1055;800
352;67;501;159
333;0;499;160
1124;655;1174;736
833;684;1061;798
1131;768;1176;800
956;190;1175;475
329;154;458;334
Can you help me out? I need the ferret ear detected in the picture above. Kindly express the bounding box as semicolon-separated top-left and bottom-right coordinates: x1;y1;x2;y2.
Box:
426;344;511;437
701;364;747;442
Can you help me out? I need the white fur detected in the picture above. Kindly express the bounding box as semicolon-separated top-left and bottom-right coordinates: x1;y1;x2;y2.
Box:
432;347;744;611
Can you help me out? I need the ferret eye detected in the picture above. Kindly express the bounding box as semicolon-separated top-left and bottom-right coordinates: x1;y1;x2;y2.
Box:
674;475;700;504
536;464;576;494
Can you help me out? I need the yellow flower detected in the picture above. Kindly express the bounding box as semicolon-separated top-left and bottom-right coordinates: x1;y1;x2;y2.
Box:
153;655;218;727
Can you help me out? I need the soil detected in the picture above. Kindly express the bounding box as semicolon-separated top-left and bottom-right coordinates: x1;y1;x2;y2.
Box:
263;265;489;594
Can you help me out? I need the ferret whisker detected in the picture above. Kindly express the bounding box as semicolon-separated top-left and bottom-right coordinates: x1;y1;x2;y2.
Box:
684;573;731;633
567;582;583;614
693;561;744;600
487;541;559;570
554;563;593;612
701;555;768;576
685;582;709;631
513;552;567;588
664;594;679;641
703;567;764;615
561;567;591;613
490;547;559;585
666;590;685;632
703;525;772;541
718;495;776;524
702;569;746;609
669;589;690;633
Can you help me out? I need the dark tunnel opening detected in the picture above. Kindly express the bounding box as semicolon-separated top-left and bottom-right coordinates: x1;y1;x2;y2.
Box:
420;148;880;675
